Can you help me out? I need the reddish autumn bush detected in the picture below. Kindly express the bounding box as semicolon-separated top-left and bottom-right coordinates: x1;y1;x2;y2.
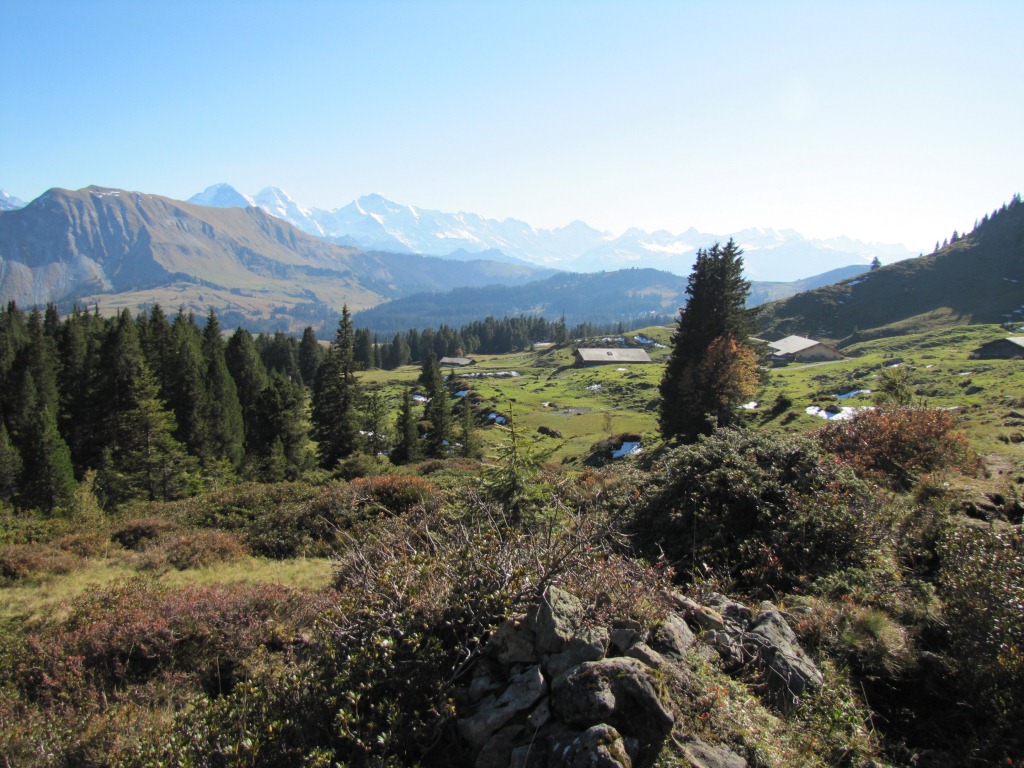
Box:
349;474;441;516
0;542;81;584
158;529;248;570
110;516;179;551
816;406;977;489
15;579;309;698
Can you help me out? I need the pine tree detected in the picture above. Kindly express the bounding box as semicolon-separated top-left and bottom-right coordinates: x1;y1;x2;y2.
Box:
422;351;453;458
201;310;245;468
18;404;76;513
458;400;482;459
659;239;756;442
392;386;421;465
225;327;269;454
0;422;22;501
167;311;210;458
95;366;198;506
297;326;323;385
311;306;360;469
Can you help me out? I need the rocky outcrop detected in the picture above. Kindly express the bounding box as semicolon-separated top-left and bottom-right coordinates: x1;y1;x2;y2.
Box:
457;587;823;767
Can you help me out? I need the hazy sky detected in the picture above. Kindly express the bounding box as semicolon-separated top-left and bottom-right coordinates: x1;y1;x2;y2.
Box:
2;0;1021;251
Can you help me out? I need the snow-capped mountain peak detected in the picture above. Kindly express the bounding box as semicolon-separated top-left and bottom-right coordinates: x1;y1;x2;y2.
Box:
0;190;28;211
187;183;255;209
185;185;916;280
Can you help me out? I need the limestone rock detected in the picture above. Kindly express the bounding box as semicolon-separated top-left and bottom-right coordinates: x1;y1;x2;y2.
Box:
624;641;668;669
649;613;695;659
609;627;640;654
560;724;633;768
705;593;752;629
488;616;538;666
534;587;585;654
460;664;547;747
551;657;673;740
669;594;727;632
679;737;748;768
545;625;610;679
743;610;823;710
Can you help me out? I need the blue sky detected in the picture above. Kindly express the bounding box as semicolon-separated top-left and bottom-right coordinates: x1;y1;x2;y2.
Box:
2;0;1022;251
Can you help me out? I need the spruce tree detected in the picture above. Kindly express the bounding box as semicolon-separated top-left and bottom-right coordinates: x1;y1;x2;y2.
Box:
18;404;76;513
297;325;323;385
225;327;269;454
659;239;756;442
392;386;420;465
96;366;198;506
458;400;482;459
167;311;210;458
0;422;22;501
250;372;310;480
201;310;245;468
311;306;360;469
422;351;453;458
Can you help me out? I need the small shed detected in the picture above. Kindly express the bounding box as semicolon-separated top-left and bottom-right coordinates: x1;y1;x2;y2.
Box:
573;348;652;367
439;356;476;367
767;335;844;364
970;337;1024;360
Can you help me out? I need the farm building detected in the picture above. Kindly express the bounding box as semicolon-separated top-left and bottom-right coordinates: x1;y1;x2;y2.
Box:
573;348;652;367
767;335;844;364
439;356;476;367
970;337;1024;359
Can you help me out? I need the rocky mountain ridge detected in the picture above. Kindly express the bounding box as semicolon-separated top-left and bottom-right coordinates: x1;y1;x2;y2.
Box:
0;186;552;326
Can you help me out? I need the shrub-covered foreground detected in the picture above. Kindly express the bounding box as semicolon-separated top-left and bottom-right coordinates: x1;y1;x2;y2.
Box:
1;418;1022;767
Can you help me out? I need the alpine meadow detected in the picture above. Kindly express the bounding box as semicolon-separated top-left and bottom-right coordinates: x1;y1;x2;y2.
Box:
3;3;1024;767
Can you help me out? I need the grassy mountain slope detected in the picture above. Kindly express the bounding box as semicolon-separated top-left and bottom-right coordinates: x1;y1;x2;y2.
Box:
757;197;1024;343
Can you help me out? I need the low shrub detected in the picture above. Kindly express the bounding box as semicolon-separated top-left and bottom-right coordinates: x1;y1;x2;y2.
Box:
0;542;82;584
631;428;894;594
816;406;978;489
159;530;248;570
938;526;1024;736
347;474;441;516
110;516;178;551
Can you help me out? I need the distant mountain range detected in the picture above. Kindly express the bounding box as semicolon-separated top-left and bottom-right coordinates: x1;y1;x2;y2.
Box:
0;186;553;330
353;264;874;335
0;190;25;212
186;183;915;282
757;196;1024;343
0;185;883;334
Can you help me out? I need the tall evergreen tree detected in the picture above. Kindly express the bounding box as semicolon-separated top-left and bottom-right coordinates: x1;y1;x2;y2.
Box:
311;306;360;469
297;325;323;385
225;327;269;453
659;239;756;442
200;310;245;469
361;390;392;457
422;351;453;458
458;400;482;459
91;309;148;462
18;404;76;513
168;311;210;458
96;366;198;506
56;307;97;471
0;421;22;501
140;304;175;399
392;386;420;465
249;372;310;480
